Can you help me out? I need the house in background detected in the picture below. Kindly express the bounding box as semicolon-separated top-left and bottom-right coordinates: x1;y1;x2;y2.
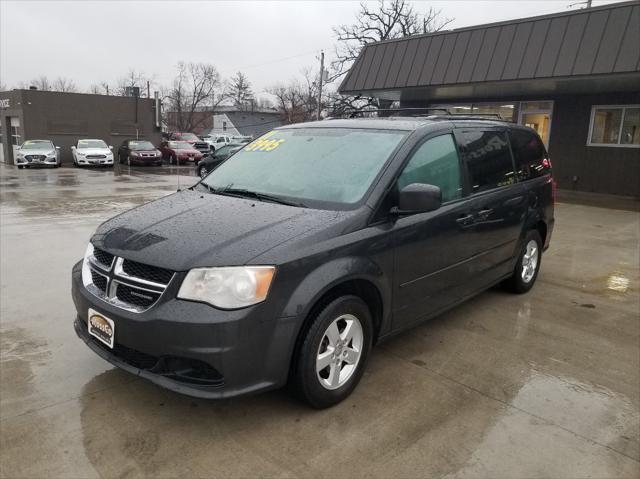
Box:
204;106;282;138
167;106;282;138
339;0;640;197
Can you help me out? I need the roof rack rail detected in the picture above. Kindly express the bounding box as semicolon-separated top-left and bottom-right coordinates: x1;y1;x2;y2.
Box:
347;107;448;118
338;108;508;121
427;113;507;120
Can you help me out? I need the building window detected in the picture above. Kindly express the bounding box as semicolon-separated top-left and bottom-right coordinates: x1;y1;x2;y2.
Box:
10;126;20;146
432;102;517;122
588;105;640;147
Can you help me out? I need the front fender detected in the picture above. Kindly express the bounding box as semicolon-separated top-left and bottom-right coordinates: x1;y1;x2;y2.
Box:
280;255;393;342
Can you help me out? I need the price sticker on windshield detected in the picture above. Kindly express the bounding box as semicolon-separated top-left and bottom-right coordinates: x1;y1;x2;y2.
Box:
245;131;285;152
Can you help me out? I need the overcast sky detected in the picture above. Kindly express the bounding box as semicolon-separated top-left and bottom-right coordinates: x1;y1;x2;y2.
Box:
0;0;625;99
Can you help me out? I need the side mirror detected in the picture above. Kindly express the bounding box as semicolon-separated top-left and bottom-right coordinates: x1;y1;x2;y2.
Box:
71;146;76;150
55;146;61;150
392;183;442;215
109;145;113;150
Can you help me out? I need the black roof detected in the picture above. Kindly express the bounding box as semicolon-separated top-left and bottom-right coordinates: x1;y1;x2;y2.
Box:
339;0;640;95
276;116;523;131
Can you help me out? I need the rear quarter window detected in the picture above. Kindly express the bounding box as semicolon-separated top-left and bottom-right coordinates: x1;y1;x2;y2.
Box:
460;130;515;194
509;129;551;181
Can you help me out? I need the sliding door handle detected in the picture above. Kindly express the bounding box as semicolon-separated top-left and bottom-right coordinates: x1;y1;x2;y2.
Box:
456;214;475;227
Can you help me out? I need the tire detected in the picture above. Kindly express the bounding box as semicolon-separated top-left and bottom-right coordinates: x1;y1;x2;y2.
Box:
503;230;542;294
292;295;373;409
18;165;24;169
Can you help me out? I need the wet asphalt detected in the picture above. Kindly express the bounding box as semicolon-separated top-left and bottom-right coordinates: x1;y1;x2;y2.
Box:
0;163;638;478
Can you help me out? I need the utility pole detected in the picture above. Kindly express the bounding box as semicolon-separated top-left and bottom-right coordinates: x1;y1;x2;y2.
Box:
147;81;150;99
317;50;324;121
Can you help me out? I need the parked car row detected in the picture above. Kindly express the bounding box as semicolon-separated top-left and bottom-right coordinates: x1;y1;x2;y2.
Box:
14;132;251;170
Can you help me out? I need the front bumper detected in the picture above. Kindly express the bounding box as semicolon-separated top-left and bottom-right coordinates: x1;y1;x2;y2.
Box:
77;157;114;166
71;261;299;399
16;157;57;166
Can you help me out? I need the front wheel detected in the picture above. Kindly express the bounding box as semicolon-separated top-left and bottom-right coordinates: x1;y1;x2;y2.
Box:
292;295;373;409
503;230;542;294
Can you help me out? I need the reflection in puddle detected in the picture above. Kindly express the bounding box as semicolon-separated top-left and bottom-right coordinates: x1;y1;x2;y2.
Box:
448;370;639;478
606;271;630;293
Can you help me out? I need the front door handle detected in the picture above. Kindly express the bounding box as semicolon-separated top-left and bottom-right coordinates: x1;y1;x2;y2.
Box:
477;208;494;220
456;214;475;227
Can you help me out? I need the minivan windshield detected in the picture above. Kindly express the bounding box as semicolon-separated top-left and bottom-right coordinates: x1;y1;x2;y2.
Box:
200;128;407;208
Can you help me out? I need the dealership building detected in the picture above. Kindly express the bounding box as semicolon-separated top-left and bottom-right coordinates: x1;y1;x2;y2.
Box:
339;0;640;196
0;89;162;165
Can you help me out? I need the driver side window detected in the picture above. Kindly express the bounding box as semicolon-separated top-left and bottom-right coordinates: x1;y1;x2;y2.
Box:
397;134;462;203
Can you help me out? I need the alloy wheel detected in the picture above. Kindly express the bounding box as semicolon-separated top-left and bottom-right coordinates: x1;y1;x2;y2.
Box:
316;314;363;390
521;239;539;283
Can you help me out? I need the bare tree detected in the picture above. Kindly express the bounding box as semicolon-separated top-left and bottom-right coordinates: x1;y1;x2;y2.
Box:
29;75;52;91
267;67;327;124
89;82;111;95
164;62;224;132
328;0;452;114
115;69;156;97
225;72;254;109
52;77;78;93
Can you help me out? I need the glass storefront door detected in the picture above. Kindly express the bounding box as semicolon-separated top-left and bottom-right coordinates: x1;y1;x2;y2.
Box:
519;102;553;147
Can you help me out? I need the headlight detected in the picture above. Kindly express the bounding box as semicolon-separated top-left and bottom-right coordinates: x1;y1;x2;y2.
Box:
81;243;94;286
77;152;86;157
178;266;275;309
47;151;56;157
16;152;24;159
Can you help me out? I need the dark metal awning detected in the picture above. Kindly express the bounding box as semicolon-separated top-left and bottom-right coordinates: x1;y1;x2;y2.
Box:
338;0;640;101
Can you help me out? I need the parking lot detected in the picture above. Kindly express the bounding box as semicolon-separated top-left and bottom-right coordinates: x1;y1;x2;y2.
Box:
1;163;638;478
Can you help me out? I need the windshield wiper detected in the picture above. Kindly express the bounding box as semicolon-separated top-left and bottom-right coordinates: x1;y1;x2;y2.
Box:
214;187;307;208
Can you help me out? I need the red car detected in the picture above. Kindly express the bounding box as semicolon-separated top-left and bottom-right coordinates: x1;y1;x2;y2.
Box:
118;140;163;166
167;132;210;155
160;140;204;165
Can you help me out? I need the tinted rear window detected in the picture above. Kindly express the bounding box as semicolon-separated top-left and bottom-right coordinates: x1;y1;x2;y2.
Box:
461;130;515;193
509;129;551;181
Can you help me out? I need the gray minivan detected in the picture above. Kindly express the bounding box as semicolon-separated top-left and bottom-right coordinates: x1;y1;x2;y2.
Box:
72;114;554;408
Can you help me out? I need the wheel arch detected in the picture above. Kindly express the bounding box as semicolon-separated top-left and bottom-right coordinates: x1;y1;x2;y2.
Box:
283;258;391;382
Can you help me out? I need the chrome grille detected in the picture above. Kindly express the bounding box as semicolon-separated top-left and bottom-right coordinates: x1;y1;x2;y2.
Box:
84;247;174;313
86;154;107;159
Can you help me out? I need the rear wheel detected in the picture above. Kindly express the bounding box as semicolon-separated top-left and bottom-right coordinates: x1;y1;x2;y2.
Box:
503;230;542;294
292;295;373;409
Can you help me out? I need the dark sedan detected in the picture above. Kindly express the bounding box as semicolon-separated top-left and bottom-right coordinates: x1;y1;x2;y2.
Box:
118;140;162;166
195;143;243;178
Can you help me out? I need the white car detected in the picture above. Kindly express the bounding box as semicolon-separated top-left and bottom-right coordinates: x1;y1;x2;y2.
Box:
15;140;61;168
72;139;114;167
201;134;231;152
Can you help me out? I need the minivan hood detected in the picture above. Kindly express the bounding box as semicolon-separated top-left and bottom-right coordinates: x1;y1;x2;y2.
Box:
92;189;344;271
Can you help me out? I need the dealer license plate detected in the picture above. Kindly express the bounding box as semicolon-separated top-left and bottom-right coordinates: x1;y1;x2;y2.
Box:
88;308;115;348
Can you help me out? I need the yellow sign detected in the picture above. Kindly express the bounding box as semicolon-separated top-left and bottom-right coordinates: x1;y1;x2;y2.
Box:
244;131;285;152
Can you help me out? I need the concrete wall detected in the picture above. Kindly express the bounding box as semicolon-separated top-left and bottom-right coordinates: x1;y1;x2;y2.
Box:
0;90;162;165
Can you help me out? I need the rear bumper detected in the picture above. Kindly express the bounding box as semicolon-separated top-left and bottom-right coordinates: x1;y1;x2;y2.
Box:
71;261;299;399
